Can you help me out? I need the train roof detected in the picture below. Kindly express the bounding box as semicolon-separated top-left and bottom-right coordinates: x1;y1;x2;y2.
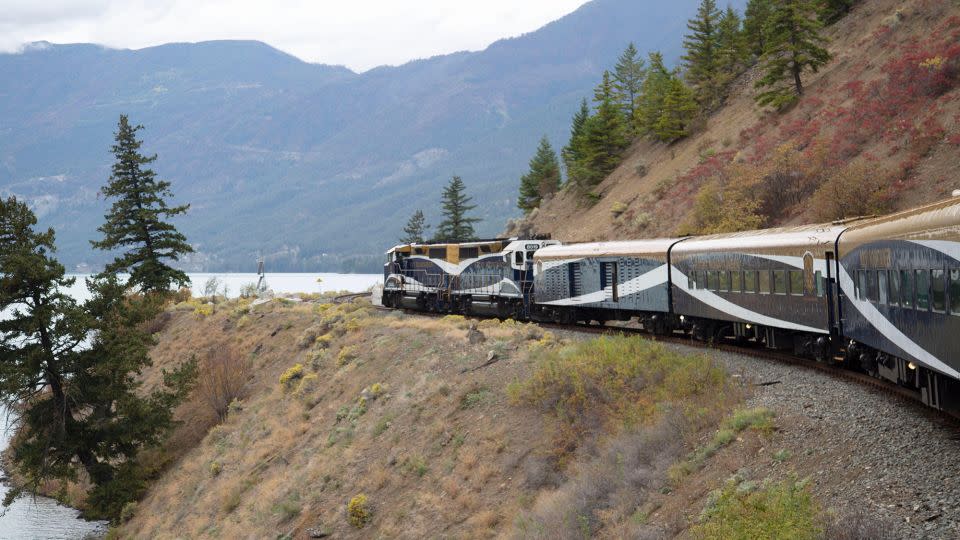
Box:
841;196;960;243
534;239;685;260
671;223;850;255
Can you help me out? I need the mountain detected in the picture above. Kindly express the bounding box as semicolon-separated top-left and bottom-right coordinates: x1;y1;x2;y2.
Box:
0;0;743;272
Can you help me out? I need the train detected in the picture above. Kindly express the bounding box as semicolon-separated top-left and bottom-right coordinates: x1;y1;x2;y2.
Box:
382;197;960;415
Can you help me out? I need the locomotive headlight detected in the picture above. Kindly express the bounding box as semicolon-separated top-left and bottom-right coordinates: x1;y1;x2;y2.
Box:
745;324;752;329
908;361;917;370
679;315;685;321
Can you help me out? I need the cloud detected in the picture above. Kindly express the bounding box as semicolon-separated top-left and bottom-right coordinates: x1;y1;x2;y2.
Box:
0;0;588;71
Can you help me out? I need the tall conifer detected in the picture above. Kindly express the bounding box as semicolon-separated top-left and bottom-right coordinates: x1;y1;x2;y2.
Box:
579;71;630;186
92;115;192;294
682;0;723;108
636;52;673;136
654;76;699;142
562;99;591;185
434;176;480;242
400;210;428;243
754;0;831;108
612;43;646;126
518;136;561;212
743;0;774;57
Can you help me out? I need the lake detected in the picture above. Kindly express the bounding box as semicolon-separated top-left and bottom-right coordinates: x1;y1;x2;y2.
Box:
0;273;382;539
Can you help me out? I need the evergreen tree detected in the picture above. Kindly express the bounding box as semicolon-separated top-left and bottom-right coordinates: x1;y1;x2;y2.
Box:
400;210;429;243
754;0;831;108
654;76;699;142
561;99;591;185
819;0;855;25
612;43;646;126
434;176;480;242
716;5;747;82
682;0;723;108
0;197;195;518
743;0;774;57
636;52;673;136
578;71;630;186
518;136;561;212
92;115;193;294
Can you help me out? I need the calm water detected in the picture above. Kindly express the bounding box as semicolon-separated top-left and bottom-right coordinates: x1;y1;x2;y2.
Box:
0;273;381;539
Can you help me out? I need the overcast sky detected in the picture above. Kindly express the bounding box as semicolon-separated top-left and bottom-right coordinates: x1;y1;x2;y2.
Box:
1;0;591;72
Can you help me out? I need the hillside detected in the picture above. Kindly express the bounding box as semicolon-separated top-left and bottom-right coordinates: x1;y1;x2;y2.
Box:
91;298;960;538
0;0;742;273
518;0;960;243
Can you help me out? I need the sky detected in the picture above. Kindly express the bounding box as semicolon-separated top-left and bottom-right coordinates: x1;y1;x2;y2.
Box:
1;0;591;72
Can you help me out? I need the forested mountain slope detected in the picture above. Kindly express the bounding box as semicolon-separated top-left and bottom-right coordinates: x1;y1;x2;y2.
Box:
518;0;960;243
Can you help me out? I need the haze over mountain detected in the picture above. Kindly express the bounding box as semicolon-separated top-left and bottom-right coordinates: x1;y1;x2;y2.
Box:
0;0;743;272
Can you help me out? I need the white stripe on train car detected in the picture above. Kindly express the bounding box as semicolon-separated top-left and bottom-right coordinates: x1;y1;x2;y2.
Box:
909;240;960;263
539;264;670;306
836;266;960;379
671;267;825;334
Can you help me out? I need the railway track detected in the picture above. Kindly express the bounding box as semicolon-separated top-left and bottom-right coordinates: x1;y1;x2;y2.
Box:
332;292;370;304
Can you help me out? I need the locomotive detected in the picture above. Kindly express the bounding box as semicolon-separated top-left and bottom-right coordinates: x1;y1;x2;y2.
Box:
383;197;960;414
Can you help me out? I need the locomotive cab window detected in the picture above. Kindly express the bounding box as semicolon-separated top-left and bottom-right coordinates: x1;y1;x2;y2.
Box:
901;270;915;309
515;251;524;265
744;270;757;293
932;269;946;313
916;269;931;311
773;270;787;295
789;270;804;296
950;269;960;316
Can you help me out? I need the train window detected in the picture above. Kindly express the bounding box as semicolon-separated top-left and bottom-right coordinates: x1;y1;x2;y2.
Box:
759;270;771;294
950;270;960;316
856;270;867;301
460;247;479;260
889;270;900;306
688;272;696;290
815;271;825;297
878;270;888;305
744;270;757;293
719;271;730;292
773;270;787;295
429;247;447;259
707;271;719;291
730;271;742;292
932;269;946;313
701;271;708;290
901;270;914;308
789;270;804;296
515;251;524;265
866;270;880;303
916;270;931;311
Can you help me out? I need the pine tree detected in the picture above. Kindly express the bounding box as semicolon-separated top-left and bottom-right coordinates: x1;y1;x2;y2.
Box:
819;0;855;25
754;0;831;109
682;0;723;108
400;210;429;243
743;0;774;57
92;115;193;294
518;136;562;212
579;71;630;186
434;176;480;242
636;52;673;136
612;43;646;126
716;5;747;84
654;76;699;142
0;196;195;518
561;99;591;185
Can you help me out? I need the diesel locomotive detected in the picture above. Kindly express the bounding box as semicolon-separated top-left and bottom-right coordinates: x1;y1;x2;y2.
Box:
383;197;960;414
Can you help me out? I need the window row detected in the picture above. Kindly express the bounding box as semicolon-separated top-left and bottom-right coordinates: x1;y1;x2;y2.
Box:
854;268;960;315
688;269;825;297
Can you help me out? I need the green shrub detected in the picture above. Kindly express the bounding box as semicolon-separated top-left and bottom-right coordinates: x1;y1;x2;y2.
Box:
692;478;820;539
669;407;775;484
279;363;304;390
119;501;138;523
348;494;371;528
